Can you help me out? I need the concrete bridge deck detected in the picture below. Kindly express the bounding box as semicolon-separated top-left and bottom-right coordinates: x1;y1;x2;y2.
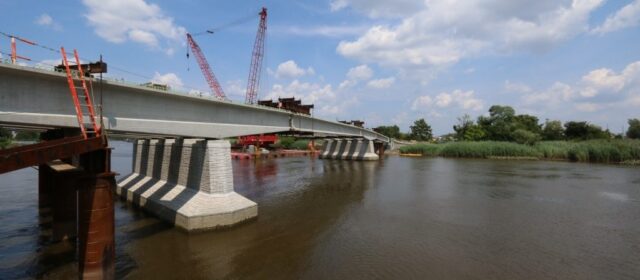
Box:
0;63;389;143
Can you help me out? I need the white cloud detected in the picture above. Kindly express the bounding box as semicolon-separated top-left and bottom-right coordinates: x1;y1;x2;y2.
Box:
82;0;185;51
592;0;640;34
434;93;452;107
337;0;604;72
330;0;425;18
151;72;183;89
346;64;373;81
367;77;395;89
265;79;356;116
412;90;484;111
274;60;313;79
519;60;640;112
35;13;62;30
224;79;246;98
411;95;432;110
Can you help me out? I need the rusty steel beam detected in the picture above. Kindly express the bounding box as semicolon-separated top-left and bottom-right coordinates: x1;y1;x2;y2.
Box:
0;136;107;174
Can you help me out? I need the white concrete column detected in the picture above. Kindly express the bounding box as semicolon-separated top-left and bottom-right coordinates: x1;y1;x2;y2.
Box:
204;140;234;194
340;139;353;160
117;138;257;231
320;139;333;159
360;139;379;161
331;139;345;159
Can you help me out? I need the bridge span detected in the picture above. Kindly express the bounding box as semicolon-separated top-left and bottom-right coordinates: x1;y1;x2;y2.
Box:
0;63;389;142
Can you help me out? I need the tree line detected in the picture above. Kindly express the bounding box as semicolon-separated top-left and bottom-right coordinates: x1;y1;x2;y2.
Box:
374;105;640;144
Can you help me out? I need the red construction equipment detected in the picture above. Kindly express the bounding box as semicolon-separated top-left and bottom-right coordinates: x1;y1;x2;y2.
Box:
60;47;101;139
186;33;227;99
245;7;267;105
10;35;35;64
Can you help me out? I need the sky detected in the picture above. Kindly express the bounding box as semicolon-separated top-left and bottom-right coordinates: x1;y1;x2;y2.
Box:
0;0;639;135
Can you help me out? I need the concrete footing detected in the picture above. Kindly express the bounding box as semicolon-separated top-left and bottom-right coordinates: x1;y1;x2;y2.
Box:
319;138;379;161
116;139;257;231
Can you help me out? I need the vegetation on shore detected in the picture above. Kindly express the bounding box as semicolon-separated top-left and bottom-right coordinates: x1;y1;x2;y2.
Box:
399;139;640;164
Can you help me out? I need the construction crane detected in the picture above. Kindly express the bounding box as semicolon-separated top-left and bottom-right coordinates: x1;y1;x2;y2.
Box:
245;7;267;105
186;33;226;99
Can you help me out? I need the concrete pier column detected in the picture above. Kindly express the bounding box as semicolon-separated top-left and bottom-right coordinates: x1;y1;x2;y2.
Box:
330;139;345;159
374;142;386;158
78;149;115;280
319;139;333;159
340;139;353;160
355;139;379;161
117;139;257;231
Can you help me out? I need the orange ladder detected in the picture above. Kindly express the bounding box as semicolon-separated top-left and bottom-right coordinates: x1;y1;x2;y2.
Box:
60;47;101;139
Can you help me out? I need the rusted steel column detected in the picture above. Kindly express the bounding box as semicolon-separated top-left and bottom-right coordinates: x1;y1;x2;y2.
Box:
78;149;115;280
374;142;385;158
38;164;53;207
49;161;82;242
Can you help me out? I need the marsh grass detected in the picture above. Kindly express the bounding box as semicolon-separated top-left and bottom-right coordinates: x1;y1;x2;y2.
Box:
399;139;640;164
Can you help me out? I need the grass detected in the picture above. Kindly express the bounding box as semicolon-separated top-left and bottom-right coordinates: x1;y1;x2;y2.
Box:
399;139;640;164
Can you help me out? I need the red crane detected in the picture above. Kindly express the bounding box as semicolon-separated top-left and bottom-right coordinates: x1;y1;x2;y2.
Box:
245;7;267;104
186;33;226;99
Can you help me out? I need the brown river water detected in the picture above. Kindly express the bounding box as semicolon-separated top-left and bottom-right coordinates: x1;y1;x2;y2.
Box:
0;140;639;279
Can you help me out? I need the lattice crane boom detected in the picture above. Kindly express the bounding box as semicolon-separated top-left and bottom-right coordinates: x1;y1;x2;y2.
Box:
245;7;267;104
186;33;226;99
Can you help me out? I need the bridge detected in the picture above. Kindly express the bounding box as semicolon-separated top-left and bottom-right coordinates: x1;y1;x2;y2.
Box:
0;63;389;142
0;62;389;279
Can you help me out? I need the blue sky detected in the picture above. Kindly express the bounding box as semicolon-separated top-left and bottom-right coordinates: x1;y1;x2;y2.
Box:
1;0;639;135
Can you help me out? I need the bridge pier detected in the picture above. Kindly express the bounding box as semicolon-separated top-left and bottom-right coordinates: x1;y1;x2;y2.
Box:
117;138;257;231
319;138;379;161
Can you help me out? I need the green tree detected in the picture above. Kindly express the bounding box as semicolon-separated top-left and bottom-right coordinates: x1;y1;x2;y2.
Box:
374;125;401;139
627;119;640;139
453;114;486;141
14;131;39;141
564;121;609;140
478;105;516;141
410;118;433;141
0;127;12;149
511;129;541;145
541;120;564;140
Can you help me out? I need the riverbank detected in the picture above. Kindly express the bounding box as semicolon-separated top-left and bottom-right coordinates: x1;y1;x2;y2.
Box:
399;139;640;164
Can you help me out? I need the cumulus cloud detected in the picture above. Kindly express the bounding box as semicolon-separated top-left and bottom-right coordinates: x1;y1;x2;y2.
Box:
337;0;604;72
592;0;640;34
411;95;432;110
82;0;185;52
151;72;183;89
518;60;640;112
274;60;314;79
412;90;484;111
346;64;373;81
367;77;395;89
35;13;62;30
264;79;356;116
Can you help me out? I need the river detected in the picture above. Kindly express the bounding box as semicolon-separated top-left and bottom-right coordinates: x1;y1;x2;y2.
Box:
1;140;639;279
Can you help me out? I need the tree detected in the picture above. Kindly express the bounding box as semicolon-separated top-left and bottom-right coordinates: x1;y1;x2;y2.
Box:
373;125;401;139
627;119;640;139
512;129;541;145
410;118;433;141
541;120;564;140
453;114;486;141
478;105;516;141
564;121;609;140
